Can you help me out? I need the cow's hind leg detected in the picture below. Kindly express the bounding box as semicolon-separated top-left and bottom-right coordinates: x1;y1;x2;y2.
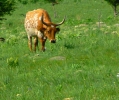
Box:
34;37;38;52
28;36;32;51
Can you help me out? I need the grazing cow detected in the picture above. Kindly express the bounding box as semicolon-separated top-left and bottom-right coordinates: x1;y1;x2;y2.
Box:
24;9;65;52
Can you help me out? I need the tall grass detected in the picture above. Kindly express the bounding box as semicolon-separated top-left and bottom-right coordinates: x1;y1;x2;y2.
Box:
1;0;119;100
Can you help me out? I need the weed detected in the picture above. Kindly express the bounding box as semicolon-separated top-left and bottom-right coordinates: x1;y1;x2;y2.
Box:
7;57;19;67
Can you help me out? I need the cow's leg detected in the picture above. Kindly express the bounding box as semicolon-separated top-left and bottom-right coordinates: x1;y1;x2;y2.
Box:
37;31;46;51
34;37;38;52
28;36;32;51
39;38;46;51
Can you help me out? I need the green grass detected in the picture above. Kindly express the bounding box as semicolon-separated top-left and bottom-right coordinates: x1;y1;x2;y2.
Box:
1;0;119;100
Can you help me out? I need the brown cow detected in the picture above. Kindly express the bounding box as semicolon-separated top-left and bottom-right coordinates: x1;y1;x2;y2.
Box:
24;9;65;52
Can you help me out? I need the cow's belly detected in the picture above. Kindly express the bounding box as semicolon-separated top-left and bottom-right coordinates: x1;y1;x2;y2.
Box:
26;28;36;36
26;28;43;38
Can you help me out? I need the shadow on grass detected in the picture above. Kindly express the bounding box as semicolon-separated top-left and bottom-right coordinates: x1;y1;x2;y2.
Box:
64;43;75;49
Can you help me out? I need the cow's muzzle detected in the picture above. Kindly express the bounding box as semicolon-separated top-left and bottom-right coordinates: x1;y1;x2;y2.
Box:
50;39;56;43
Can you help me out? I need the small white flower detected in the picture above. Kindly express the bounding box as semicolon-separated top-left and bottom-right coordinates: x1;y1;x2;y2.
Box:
16;94;21;97
116;73;119;77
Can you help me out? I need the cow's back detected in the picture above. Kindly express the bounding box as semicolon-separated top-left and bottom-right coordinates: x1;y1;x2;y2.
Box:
24;9;51;31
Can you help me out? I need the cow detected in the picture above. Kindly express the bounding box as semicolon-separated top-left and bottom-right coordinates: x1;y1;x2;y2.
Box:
24;9;65;52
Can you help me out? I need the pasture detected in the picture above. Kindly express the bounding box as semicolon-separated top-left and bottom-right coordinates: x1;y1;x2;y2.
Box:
1;0;119;99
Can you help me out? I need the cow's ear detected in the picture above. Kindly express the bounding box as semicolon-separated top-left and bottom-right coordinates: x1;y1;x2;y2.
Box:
56;28;60;33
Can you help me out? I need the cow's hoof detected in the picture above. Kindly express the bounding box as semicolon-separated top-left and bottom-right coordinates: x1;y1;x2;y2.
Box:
41;49;45;52
42;47;46;52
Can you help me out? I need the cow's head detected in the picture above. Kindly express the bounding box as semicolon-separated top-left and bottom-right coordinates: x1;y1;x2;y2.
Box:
41;14;65;43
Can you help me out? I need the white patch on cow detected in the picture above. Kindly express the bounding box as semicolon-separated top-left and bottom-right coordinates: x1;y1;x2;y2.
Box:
26;28;36;37
39;16;45;21
34;21;38;28
34;14;38;21
43;37;46;40
38;31;43;38
32;14;39;27
25;18;35;28
39;16;42;20
51;25;54;28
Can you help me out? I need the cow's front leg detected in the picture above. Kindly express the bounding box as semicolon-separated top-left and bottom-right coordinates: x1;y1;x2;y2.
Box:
39;38;46;51
28;36;32;51
34;37;38;52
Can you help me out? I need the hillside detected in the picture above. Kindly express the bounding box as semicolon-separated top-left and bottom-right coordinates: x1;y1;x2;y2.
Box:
1;0;119;100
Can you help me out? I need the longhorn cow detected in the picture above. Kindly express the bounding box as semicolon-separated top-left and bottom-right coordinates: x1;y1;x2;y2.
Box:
24;9;65;52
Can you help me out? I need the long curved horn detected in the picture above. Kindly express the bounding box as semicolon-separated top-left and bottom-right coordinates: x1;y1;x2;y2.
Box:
41;14;65;26
41;14;50;26
55;16;66;26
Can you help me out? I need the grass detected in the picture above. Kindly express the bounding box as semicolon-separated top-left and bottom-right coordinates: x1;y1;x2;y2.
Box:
1;0;119;100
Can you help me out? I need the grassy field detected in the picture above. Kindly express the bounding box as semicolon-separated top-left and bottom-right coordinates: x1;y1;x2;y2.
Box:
1;0;119;100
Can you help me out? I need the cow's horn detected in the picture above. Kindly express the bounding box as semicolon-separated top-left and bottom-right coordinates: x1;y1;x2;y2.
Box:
41;14;50;26
55;16;66;26
41;14;65;26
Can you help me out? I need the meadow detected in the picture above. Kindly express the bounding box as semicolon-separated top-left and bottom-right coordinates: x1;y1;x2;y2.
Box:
1;0;119;99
